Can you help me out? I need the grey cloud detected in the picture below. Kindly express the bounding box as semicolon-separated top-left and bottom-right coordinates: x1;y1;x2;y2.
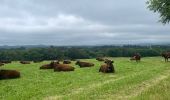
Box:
0;0;170;46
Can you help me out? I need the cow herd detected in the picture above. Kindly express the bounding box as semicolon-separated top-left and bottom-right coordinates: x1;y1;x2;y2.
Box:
0;52;170;80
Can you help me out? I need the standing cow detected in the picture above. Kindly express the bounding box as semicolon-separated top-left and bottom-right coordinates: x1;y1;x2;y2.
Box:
161;52;170;62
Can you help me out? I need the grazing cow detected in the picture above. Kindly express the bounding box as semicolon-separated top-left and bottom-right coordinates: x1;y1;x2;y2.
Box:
63;60;71;64
130;53;141;62
0;63;4;66
130;57;136;61
96;57;105;61
99;60;115;73
0;69;20;80
54;64;74;72
161;52;170;62
40;61;59;69
0;60;11;64
20;61;31;64
75;61;94;68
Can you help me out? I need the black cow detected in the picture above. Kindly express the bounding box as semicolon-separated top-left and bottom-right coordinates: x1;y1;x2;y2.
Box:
162;52;170;62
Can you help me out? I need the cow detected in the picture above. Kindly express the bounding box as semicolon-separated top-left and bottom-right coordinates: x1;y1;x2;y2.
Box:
96;57;105;61
130;57;136;61
99;60;115;73
0;63;4;66
161;52;170;62
75;61;94;68
33;60;43;63
20;61;31;64
54;64;75;72
0;69;20;80
130;53;141;62
40;61;59;69
0;60;11;64
63;60;71;64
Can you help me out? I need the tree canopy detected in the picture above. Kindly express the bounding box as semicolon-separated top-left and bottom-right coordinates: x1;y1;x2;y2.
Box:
147;0;170;24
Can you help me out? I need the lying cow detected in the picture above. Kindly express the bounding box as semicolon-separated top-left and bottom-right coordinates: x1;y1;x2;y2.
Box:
20;61;31;64
75;61;94;68
99;60;115;73
0;63;4;66
96;57;105;61
54;64;75;72
130;53;141;62
40;61;59;69
33;60;43;63
63;60;71;64
0;60;11;64
0;69;20;80
161;52;170;62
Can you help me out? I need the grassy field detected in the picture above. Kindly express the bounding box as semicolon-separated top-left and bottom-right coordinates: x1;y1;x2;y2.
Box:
0;57;170;100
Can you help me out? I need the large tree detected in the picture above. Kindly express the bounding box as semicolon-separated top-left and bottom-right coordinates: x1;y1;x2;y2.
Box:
147;0;170;24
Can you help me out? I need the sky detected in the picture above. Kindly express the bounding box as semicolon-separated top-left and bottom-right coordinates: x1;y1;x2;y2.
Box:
0;0;170;46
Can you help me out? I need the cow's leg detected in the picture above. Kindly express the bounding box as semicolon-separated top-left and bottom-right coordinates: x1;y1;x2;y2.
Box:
99;68;101;72
166;58;168;62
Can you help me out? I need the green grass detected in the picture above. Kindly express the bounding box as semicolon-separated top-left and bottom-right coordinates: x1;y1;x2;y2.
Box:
0;57;170;100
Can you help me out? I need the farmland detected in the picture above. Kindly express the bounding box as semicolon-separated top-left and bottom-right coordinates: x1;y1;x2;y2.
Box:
0;57;170;100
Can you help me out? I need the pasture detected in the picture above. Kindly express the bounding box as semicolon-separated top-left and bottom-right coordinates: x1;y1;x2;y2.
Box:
0;57;170;100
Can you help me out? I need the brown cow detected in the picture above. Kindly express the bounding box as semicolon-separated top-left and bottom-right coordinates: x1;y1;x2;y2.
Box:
75;61;94;68
162;52;170;62
0;63;4;66
99;60;115;73
33;60;43;63
54;64;74;72
20;61;31;64
0;60;11;64
40;61;59;69
0;69;20;80
130;53;141;62
63;60;71;64
96;57;105;61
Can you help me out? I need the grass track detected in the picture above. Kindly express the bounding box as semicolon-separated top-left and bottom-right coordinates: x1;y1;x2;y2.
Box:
0;57;170;100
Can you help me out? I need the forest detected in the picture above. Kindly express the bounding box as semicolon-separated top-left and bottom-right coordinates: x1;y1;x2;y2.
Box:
0;45;170;61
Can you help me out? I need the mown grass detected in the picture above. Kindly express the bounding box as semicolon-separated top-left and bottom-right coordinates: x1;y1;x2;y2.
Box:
0;57;170;100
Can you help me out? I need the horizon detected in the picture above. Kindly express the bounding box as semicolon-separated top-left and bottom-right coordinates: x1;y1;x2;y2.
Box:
1;43;170;47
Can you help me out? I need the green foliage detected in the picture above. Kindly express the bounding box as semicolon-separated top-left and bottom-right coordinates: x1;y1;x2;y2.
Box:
147;0;170;24
0;45;169;61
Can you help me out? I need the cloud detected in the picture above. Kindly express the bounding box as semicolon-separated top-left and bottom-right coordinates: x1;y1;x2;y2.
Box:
0;0;170;46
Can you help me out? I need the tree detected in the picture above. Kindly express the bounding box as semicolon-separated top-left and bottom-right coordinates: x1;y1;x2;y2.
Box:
147;0;170;24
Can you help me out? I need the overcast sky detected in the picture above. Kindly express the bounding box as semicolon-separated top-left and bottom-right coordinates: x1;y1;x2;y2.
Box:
0;0;170;46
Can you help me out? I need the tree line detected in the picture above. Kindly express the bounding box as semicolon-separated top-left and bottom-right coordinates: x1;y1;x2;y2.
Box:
0;45;170;61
